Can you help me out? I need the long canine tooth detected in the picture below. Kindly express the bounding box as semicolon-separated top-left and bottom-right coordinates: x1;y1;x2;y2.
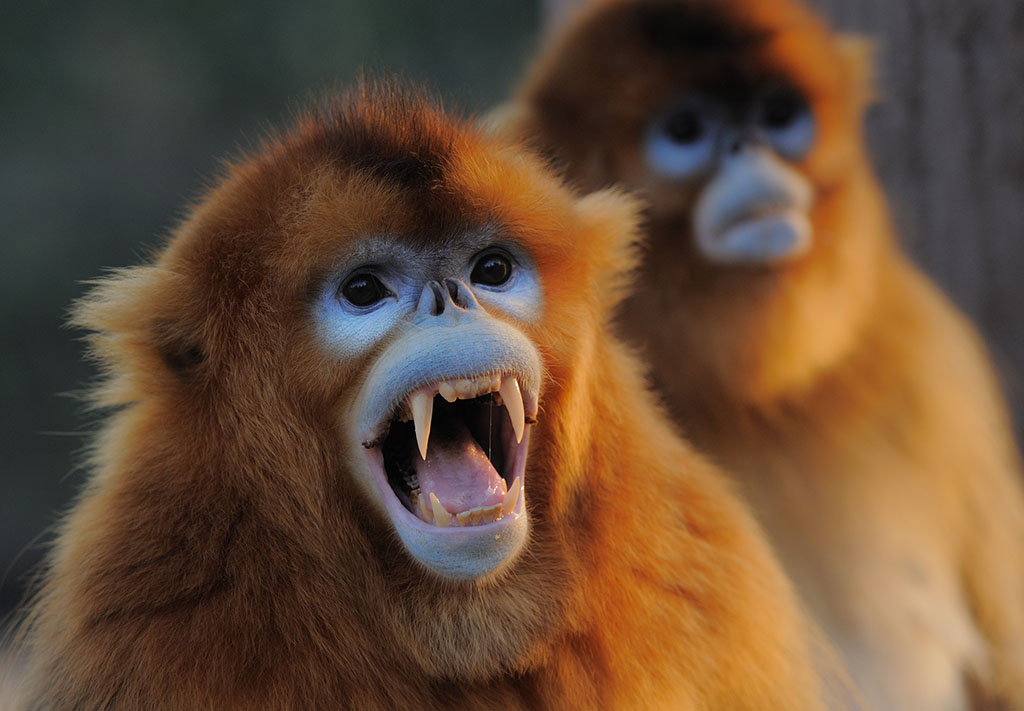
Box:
438;381;458;403
503;476;523;516
429;492;451;527
411;391;433;460
499;377;526;443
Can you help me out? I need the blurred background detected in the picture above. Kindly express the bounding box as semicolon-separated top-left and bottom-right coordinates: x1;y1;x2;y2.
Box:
1;0;1021;629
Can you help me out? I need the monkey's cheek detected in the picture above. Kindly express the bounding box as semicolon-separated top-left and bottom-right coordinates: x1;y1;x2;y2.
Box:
696;211;812;266
360;436;530;581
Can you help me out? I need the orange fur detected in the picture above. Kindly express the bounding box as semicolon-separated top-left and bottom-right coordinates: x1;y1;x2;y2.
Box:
15;82;828;710
506;0;1024;708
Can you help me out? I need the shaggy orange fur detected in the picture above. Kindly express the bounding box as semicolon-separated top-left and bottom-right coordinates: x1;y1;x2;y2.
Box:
506;0;1024;708
15;83;830;709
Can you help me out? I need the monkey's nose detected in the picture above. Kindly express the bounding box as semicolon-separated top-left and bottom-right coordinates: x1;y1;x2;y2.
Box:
416;281;447;317
414;279;481;324
443;278;480;311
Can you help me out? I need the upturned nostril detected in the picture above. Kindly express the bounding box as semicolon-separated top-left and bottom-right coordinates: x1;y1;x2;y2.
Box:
444;278;469;308
429;281;445;315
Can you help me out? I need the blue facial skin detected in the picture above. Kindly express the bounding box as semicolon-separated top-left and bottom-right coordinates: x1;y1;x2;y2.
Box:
313;233;544;579
645;98;722;180
760;102;815;160
356;299;542;443
314;234;542;363
644;91;816;182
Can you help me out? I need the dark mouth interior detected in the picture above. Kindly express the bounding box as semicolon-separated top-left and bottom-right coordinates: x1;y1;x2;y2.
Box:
382;394;510;512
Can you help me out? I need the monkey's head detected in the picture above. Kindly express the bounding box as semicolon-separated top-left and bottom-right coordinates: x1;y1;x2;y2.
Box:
77;83;640;614
510;0;885;399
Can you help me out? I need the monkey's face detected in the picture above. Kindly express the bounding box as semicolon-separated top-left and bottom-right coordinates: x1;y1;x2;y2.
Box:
641;83;816;265
294;155;625;583
521;0;867;271
139;95;634;586
313;231;543;580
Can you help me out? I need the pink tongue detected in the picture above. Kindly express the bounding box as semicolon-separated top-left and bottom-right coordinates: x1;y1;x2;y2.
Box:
414;417;507;514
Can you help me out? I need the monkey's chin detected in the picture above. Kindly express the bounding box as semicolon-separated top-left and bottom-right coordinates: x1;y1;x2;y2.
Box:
696;210;812;266
362;433;529;580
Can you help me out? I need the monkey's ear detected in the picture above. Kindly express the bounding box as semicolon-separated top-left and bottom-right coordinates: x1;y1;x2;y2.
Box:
836;33;879;108
574;188;646;315
72;265;205;407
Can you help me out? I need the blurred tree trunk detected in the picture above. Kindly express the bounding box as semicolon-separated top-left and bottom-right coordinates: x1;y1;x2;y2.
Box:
811;0;1024;439
542;0;1024;437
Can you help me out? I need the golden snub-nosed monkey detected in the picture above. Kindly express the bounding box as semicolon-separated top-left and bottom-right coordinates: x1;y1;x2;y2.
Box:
501;0;1024;708
14;81;830;711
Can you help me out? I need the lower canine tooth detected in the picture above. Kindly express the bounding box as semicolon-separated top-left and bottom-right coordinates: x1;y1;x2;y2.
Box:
429;492;451;527
502;476;523;516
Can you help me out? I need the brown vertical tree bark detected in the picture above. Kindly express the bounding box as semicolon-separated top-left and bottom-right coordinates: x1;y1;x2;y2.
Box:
812;0;1024;437
540;0;1024;436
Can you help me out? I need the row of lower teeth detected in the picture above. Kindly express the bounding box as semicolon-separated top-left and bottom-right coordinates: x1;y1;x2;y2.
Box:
409;477;523;527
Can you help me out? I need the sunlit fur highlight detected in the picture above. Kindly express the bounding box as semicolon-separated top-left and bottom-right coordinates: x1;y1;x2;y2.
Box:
506;0;1024;708
14;82;828;710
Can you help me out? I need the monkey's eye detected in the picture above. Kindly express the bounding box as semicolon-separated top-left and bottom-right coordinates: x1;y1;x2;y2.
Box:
761;89;802;128
339;272;390;308
664;108;704;144
758;88;815;159
470;252;513;287
645;102;719;179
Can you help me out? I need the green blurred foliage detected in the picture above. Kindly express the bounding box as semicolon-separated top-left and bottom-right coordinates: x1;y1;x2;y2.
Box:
0;0;539;612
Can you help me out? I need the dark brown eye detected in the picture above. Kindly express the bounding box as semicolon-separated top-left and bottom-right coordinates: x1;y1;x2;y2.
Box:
664;109;703;144
471;253;512;287
340;273;388;307
761;89;805;129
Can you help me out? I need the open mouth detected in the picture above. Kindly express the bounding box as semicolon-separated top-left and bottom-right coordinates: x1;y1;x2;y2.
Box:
362;373;536;529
